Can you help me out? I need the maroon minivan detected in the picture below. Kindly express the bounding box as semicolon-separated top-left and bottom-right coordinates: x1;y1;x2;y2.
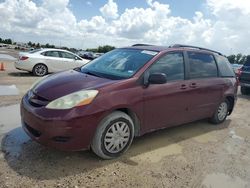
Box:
21;44;237;159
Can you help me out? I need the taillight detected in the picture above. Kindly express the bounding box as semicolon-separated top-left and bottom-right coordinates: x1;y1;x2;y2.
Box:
20;56;29;60
236;67;242;86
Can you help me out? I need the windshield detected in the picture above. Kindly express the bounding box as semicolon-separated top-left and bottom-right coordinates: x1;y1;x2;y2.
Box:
80;48;158;80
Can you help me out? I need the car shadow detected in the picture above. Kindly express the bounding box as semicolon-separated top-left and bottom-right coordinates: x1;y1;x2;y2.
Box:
1;119;231;181
8;72;35;77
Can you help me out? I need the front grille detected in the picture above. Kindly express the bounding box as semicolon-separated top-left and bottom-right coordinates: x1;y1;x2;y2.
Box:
28;91;50;107
24;122;42;137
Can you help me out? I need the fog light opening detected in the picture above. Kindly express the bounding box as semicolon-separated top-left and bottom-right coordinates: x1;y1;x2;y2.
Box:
52;136;71;143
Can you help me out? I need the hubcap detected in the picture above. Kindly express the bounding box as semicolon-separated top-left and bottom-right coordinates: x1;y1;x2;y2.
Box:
104;121;130;154
217;102;228;121
35;65;46;76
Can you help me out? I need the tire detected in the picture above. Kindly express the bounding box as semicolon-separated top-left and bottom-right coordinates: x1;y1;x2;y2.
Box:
91;111;134;159
210;100;229;124
32;64;48;76
241;86;250;95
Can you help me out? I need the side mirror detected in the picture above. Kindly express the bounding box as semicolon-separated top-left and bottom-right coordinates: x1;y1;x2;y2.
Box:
148;73;167;84
74;56;78;60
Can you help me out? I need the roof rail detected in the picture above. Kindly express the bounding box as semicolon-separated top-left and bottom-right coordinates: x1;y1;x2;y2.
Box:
170;44;224;56
132;44;154;47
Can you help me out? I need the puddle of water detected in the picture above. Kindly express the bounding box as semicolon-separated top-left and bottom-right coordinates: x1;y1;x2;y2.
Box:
0;85;19;96
130;143;183;163
0;104;21;136
0;104;29;157
193;132;217;143
0;54;16;61
202;173;248;188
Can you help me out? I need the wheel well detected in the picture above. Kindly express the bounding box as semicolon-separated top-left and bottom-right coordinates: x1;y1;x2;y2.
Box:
226;96;234;115
116;108;140;137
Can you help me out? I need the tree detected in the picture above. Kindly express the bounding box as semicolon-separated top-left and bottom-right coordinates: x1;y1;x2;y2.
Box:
36;43;40;48
227;55;235;64
98;45;115;53
3;38;12;44
86;45;115;53
239;55;246;64
28;41;32;46
245;55;250;65
235;53;246;64
227;54;247;64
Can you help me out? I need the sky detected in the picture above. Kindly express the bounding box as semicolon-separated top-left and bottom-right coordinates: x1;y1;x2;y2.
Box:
0;0;250;55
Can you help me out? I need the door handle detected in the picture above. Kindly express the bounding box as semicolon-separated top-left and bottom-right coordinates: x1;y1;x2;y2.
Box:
180;84;187;90
189;83;197;88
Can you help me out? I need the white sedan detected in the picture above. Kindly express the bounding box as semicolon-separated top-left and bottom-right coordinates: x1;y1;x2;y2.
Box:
15;48;89;76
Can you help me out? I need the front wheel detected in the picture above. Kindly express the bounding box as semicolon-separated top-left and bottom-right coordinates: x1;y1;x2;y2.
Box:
210;100;229;124
91;111;134;159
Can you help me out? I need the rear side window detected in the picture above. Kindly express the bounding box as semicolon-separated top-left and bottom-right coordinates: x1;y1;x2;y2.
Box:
43;51;60;58
149;52;184;81
188;52;218;79
216;55;235;77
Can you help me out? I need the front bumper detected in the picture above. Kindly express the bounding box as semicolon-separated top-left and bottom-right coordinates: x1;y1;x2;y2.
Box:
21;93;105;151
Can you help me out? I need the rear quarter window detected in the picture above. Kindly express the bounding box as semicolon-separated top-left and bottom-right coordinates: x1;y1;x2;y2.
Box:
216;55;235;77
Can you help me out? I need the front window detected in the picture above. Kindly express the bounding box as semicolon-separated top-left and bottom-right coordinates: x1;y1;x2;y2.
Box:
80;48;158;80
149;52;185;81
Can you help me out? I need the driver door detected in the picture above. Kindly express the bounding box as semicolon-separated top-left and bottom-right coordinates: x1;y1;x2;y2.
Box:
143;52;191;132
59;52;82;70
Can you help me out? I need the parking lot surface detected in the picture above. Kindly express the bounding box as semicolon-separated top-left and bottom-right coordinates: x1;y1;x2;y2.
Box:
0;49;250;188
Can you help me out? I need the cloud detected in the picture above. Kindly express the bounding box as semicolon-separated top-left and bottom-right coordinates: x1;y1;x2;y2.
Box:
205;0;250;53
100;0;118;19
42;0;69;11
0;0;250;54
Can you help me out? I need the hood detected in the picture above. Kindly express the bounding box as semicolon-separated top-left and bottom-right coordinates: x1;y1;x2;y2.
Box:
33;70;117;100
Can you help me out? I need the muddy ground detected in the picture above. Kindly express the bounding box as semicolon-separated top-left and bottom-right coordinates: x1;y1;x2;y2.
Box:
0;49;249;188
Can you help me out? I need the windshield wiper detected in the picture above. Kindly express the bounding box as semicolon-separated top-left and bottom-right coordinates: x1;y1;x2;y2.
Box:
84;71;104;78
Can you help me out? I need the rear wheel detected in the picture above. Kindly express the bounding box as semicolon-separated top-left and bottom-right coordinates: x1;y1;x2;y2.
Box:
32;64;48;76
241;86;250;95
91;111;134;159
210;100;229;124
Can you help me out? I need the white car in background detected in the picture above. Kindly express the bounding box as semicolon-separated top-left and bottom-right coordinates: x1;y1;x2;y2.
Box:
15;48;89;76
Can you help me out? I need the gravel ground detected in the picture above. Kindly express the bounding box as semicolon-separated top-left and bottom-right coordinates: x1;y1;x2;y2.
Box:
0;49;250;188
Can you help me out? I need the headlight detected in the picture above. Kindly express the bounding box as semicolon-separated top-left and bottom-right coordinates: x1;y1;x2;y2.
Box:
46;90;99;109
30;75;49;90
